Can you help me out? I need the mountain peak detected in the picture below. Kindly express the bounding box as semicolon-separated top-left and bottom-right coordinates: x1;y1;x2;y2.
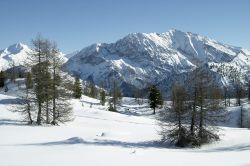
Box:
6;42;29;54
169;28;183;33
0;42;31;71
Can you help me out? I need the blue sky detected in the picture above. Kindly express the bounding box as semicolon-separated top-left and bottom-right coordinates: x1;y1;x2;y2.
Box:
0;0;249;53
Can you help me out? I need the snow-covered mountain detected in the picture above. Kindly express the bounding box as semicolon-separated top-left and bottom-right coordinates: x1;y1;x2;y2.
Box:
2;30;249;96
65;50;80;59
0;43;69;71
0;43;32;71
64;29;250;96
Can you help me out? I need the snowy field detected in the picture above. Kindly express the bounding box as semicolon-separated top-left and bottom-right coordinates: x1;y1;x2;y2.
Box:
1;93;250;166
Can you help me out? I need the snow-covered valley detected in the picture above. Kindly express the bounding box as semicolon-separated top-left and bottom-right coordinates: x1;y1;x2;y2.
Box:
1;92;250;166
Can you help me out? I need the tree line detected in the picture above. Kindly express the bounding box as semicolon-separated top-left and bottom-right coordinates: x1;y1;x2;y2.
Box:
72;77;121;112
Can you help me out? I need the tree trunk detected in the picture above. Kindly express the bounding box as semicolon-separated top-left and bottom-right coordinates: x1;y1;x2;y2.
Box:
113;81;117;111
52;97;56;125
240;106;243;128
36;45;42;125
46;99;49;124
26;88;33;124
51;64;56;125
178;113;181;129
37;101;42;125
190;87;197;135
224;88;227;107
199;105;203;138
190;104;196;135
27;103;33;124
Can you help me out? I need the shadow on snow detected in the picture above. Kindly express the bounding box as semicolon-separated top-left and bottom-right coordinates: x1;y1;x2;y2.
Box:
0;118;27;126
11;136;250;152
22;137;166;149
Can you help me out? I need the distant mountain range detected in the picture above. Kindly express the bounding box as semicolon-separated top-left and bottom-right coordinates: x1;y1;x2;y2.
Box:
64;29;250;96
1;29;250;96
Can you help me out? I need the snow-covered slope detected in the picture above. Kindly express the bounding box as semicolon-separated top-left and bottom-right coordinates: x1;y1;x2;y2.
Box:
1;92;250;166
0;43;32;71
65;50;80;59
64;29;250;96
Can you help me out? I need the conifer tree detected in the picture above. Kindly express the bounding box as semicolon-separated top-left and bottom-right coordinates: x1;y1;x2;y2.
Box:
188;66;227;145
10;62;17;83
159;83;189;147
50;43;72;125
73;77;82;99
90;83;97;98
21;35;73;125
148;85;163;114
159;66;228;147
0;71;5;88
109;80;122;111
100;89;106;106
29;35;48;125
43;41;53;124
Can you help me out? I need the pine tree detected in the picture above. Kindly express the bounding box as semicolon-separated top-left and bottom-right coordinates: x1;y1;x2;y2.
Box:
29;35;48;125
44;67;52;124
109;80;122;112
100;89;106;106
148;85;163;114
235;81;244;106
44;41;53;124
50;43;72;125
73;77;82;99
10;62;17;83
0;71;5;88
230;67;244;106
90;83;97;98
32;61;50;124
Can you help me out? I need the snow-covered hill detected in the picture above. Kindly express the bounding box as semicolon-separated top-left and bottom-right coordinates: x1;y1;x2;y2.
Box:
1;92;250;166
0;43;32;71
64;29;250;96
